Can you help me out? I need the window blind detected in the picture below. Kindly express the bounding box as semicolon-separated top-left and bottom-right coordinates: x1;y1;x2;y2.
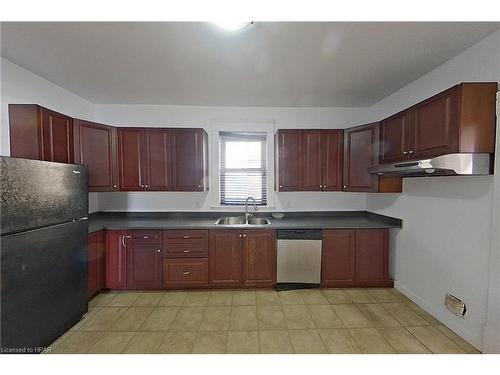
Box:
219;131;267;206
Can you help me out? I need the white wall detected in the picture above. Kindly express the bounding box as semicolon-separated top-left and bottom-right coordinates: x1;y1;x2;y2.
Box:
0;58;99;212
365;29;500;351
93;104;370;212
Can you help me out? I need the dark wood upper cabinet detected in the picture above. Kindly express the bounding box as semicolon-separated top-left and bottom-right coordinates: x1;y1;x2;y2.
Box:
88;230;106;297
321;229;356;287
74;120;118;191
145;128;173;191
322;129;343;191
242;230;276;287
275;129;302;191
127;236;163;290
276;129;342;192
301;130;323;191
380;110;412;163
9;104;73;163
343;123;402;193
380;82;497;163
106;230;128;290
209;230;243;287
355;229;392;287
118;128;147;191
172;128;208;191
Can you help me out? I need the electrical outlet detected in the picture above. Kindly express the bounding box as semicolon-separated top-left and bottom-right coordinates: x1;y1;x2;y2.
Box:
445;294;467;317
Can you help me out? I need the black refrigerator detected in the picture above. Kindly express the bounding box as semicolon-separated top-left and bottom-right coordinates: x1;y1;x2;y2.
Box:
0;156;89;353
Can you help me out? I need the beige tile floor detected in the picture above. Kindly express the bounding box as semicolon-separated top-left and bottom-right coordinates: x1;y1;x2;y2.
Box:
47;288;480;354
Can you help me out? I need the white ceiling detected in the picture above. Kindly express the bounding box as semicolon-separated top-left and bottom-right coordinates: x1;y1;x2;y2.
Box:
1;22;499;107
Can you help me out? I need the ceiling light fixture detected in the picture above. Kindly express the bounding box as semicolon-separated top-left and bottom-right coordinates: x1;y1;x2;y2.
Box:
213;21;253;31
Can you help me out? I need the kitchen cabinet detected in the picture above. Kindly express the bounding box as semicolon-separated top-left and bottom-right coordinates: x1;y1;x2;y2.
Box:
106;230;128;289
209;229;276;287
343;123;402;193
126;230;163;290
9;104;73;163
118;127;207;192
301;130;323;191
275;129;342;191
209;230;243;287
242;230;276;287
355;229;391;287
74;119;119;191
321;230;356;287
163;229;209;288
88;230;106;297
380;82;497;163
118;128;147;191
321;228;392;287
172;128;209;191
163;258;209;288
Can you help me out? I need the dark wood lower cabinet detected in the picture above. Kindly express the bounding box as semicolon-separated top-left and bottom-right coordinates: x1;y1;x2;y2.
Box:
355;229;392;287
242;230;276;287
209;230;243;287
321;230;356;287
127;237;163;290
321;228;392;288
106;230;128;290
88;230;106;297
163;258;208;288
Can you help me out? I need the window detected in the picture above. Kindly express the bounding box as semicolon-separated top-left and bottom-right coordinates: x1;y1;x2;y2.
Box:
219;131;267;205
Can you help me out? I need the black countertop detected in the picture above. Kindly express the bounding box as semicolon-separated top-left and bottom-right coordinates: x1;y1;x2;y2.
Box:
88;211;402;233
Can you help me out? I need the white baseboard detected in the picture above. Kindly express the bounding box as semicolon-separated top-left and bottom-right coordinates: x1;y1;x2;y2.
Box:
394;281;482;351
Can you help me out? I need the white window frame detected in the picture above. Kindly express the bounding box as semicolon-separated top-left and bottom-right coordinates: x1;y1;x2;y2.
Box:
209;121;275;209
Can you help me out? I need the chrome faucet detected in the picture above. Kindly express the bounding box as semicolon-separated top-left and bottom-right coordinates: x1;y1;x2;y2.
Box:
245;197;258;222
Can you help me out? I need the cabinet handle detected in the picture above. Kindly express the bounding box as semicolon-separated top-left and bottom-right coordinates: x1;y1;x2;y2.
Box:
279;184;283;188
121;236;126;247
198;185;202;188
403;151;408;155
183;250;190;253
183;271;190;275
243;234;247;238
157;249;161;253
140;184;144;188
183;235;190;239
343;185;347;189
238;234;243;238
143;236;149;239
324;185;327;188
409;150;414;154
113;184;117;188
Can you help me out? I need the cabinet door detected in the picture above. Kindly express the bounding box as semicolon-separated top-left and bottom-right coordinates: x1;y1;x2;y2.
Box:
355;229;391;287
74;120;118;192
172;129;206;191
412;87;459;158
322;129;343;191
301;130;323;191
276;129;302;191
209;230;242;287
380;111;412;163
41;108;73;163
118;128;146;191
9;104;42;160
127;241;163;289
106;230;128;289
242;230;276;287
321;229;355;287
145;128;173;191
343;123;378;192
88;231;105;297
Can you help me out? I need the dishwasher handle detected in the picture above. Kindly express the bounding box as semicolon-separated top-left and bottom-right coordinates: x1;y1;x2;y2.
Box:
277;229;322;240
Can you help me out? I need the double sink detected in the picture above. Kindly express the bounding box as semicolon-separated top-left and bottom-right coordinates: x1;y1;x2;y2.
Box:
215;216;271;226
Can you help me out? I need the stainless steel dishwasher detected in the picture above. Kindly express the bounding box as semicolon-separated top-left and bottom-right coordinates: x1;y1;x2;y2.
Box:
276;229;322;291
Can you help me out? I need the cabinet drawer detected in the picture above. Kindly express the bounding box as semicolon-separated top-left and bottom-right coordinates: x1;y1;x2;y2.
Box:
127;230;162;243
163;243;208;258
163;259;208;287
163;230;208;243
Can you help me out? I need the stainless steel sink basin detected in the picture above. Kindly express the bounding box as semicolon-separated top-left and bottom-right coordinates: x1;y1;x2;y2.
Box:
247;217;271;226
215;216;246;225
214;216;271;226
